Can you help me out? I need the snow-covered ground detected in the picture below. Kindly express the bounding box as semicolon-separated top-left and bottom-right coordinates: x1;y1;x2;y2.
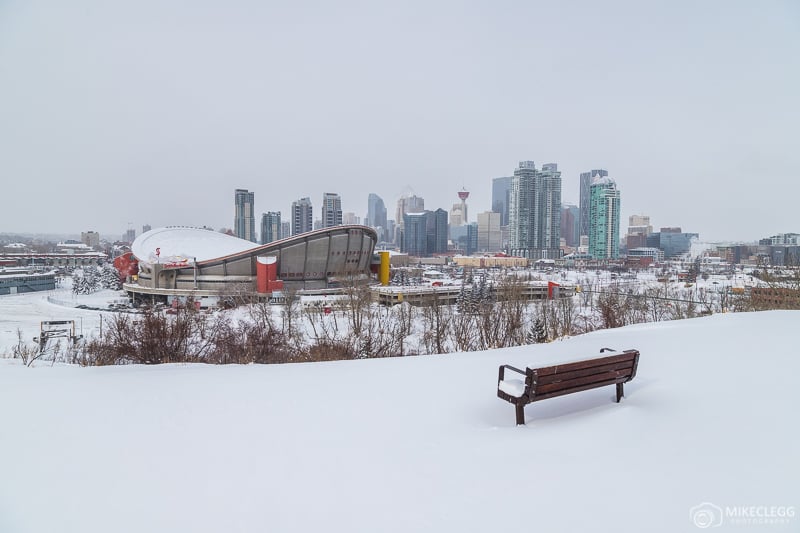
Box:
0;288;122;355
1;309;797;532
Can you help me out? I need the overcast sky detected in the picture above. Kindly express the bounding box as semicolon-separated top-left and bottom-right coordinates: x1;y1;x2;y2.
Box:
1;0;798;242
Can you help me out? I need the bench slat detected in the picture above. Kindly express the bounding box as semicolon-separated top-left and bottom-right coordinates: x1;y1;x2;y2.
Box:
534;360;636;385
531;377;627;402
533;369;634;395
534;352;637;376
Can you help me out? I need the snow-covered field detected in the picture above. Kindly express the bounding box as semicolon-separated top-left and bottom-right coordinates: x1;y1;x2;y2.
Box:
0;288;120;356
1;307;797;532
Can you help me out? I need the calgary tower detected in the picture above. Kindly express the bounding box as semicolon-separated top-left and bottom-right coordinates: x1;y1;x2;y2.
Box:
457;188;470;224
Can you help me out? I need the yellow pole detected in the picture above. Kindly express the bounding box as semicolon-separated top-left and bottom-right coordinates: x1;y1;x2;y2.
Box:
379;251;390;286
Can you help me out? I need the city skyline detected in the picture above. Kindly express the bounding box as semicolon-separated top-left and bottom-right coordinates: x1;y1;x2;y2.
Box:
1;1;798;242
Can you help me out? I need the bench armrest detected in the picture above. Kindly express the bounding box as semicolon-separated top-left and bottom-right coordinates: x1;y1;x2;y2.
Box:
498;364;526;383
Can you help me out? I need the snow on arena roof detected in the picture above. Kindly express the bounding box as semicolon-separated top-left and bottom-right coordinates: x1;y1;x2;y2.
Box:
131;226;259;264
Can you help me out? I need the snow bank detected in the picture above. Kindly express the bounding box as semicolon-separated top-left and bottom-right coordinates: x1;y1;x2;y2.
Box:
0;311;798;533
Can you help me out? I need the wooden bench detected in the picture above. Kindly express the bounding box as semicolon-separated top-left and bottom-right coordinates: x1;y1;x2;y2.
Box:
497;348;640;425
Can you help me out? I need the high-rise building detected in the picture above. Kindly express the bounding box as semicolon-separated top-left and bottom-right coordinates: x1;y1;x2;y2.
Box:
626;214;652;251
280;222;291;241
234;189;256;242
291;197;313;236
343;212;360;225
477;211;502;252
366;193;387;232
579;169;608;239
402;212;428;256
321;192;343;228
124;228;136;243
508;161;562;259
427;208;448;255
261;212;282;244
395;194;424;243
492;176;512;226
142;224;151;234
81;231;100;248
449;203;465;228
588;176;621;259
560;204;580;248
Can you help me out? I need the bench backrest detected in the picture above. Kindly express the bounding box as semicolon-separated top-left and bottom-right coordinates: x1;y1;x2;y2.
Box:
527;349;639;402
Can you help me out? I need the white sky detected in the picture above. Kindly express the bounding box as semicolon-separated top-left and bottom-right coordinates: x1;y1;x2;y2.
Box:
1;0;798;242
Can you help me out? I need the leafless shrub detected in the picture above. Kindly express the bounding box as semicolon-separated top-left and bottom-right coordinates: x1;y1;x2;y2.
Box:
12;329;42;367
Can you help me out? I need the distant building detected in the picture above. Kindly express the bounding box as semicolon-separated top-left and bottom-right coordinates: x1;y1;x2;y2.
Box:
366;193;387;240
626;215;652;251
428;208;448;255
343;212;360;225
588;176;621;259
509;161;562;259
81;231;100;248
449;203;465;228
628;215;652;232
261;212;282;244
477;211;502;252
142;224;152;234
659;232;698;258
321;192;343;228
760;233;800;246
451;223;478;255
402;212;428;256
492;176;513;226
124;228;136;243
560;204;579;248
579;169;608;239
234;189;256;242
280;222;291;241
395;194;424;244
627;247;665;263
291;197;313;235
647;228;698;258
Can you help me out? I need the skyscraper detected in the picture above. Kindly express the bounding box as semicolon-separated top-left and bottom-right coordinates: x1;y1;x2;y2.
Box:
492;176;512;226
626;214;652;251
261;211;282;244
579;169;608;240
291;197;313;236
508;161;562;259
449;202;465;228
234;189;256;242
366;193;387;231
395;194;424;244
402;212;428;256
427;208;448;255
477;211;502;252
588;176;621;259
561;204;580;248
321;192;343;228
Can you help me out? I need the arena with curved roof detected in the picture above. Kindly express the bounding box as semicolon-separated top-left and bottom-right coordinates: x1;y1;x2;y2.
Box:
124;225;378;304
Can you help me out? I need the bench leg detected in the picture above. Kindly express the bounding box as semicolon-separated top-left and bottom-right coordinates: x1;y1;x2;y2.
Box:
515;404;525;425
616;383;624;403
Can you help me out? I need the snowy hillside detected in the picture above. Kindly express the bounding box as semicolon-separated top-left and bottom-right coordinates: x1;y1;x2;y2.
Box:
1;311;797;533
